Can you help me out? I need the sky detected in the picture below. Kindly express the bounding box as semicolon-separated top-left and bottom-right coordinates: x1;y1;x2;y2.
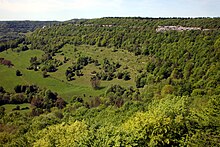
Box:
0;0;219;21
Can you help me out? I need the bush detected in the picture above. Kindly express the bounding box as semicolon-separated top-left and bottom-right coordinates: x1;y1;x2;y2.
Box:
16;70;22;76
161;85;174;96
90;76;100;90
117;72;124;79
12;105;20;111
123;72;131;81
0;106;5;118
0;86;5;93
42;71;48;78
14;85;22;93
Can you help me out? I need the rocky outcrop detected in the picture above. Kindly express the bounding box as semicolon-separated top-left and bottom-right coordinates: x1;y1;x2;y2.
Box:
156;26;201;32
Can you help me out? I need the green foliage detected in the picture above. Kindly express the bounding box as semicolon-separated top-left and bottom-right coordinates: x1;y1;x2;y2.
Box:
7;95;216;146
0;106;5;118
33;121;89;147
42;71;48;78
16;70;22;76
0;17;220;146
90;76;101;90
117;95;220;146
161;84;174;96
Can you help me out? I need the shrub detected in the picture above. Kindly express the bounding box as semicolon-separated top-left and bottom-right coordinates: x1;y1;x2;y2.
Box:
16;70;22;76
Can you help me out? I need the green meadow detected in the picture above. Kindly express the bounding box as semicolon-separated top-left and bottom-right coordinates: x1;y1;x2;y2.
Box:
0;45;146;102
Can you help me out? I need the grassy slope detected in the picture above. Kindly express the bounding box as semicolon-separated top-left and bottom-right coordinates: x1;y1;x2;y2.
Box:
0;45;147;102
0;49;44;91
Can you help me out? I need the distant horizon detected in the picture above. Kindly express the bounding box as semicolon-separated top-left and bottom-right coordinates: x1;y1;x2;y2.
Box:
1;16;220;22
0;0;220;21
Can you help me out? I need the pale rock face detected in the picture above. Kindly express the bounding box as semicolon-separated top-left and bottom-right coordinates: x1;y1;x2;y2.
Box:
156;26;201;32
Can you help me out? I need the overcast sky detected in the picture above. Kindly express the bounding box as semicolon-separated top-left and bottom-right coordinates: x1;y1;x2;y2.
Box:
0;0;219;21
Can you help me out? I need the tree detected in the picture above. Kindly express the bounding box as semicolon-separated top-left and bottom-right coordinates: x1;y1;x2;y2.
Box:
76;70;83;77
66;72;75;81
117;72;124;79
31;107;43;116
161;85;174;96
16;70;22;76
55;98;67;109
33;121;89;146
45;90;57;101
31;97;43;108
46;65;57;72
21;45;28;51
63;56;67;63
42;71;48;78
123;72;131;81
30;56;37;64
135;76;146;88
0;106;5;118
90;76;100;90
12;105;20;111
0;86;5;93
14;85;22;93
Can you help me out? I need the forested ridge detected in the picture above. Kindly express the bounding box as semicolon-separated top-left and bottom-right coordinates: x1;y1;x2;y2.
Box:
27;17;220;95
0;21;59;52
0;17;220;146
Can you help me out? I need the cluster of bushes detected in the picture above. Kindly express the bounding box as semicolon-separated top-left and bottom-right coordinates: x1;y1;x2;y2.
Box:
28;53;63;77
0;85;38;105
27;56;40;71
69;84;141;109
95;58;122;81
0;38;24;52
13;45;29;52
65;56;94;81
30;89;67;115
116;71;131;80
0;85;67;114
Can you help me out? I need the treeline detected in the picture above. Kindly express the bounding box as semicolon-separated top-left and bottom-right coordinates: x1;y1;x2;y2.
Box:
0;38;25;52
87;17;220;29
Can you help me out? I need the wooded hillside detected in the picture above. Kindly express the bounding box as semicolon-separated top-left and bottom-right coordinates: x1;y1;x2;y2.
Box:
0;17;220;146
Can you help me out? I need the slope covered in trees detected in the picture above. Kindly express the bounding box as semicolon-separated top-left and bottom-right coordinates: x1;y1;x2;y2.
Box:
0;21;59;42
0;21;60;52
27;17;220;97
0;17;220;146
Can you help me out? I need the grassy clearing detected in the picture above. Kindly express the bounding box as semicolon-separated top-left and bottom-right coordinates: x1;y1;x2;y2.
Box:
0;50;44;92
58;44;146;83
0;45;146;101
